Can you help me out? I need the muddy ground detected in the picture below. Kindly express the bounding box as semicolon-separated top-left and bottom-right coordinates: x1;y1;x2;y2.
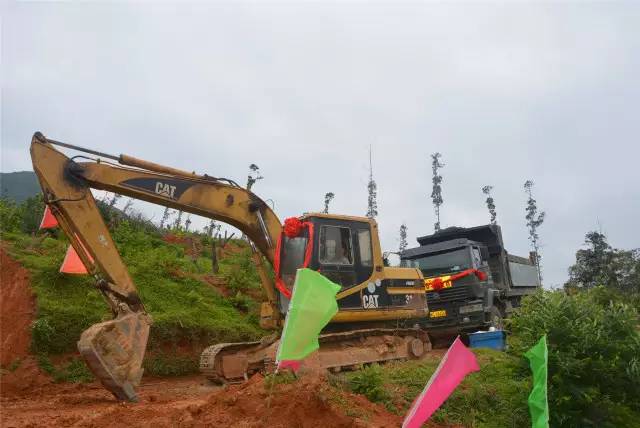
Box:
1;363;407;428
0;249;453;428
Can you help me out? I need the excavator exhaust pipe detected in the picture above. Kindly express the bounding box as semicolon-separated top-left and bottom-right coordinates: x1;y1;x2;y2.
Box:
77;312;151;401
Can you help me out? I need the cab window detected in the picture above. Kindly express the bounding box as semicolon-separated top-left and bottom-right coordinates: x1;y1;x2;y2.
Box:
472;247;482;268
319;226;353;265
358;229;373;266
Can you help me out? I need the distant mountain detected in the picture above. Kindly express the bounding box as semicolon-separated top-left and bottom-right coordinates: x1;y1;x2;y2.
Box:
0;171;40;202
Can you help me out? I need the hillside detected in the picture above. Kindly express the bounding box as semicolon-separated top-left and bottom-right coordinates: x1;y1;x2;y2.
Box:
0;171;40;202
1;196;639;427
0;211;267;378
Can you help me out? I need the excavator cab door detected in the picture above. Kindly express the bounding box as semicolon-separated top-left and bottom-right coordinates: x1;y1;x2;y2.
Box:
311;218;375;309
275;216;375;310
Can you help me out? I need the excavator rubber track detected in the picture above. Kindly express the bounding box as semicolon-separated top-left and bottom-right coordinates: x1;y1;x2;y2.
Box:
200;327;432;382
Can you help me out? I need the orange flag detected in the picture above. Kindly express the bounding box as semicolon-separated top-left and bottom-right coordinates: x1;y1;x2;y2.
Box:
60;243;93;274
39;206;59;229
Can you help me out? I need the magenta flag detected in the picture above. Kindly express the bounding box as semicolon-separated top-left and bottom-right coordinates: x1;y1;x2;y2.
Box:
402;336;480;428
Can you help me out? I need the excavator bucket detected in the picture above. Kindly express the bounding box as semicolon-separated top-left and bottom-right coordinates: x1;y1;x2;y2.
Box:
77;312;151;401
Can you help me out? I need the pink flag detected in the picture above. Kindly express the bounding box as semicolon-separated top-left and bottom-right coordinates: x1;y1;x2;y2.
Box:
39;205;59;229
402;336;480;428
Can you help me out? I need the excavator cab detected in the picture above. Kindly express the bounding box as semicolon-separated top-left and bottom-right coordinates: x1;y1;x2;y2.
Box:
275;214;377;312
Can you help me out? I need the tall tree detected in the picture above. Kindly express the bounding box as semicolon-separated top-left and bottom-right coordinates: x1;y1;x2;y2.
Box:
206;219;218;237
108;193;121;208
160;207;171;229
524;180;545;283
399;223;408;254
323;192;335;214
184;214;192;232
246;163;263;191
174;210;183;230
366;146;378;218
565;231;640;293
430;153;444;232
482;185;497;225
122;198;134;215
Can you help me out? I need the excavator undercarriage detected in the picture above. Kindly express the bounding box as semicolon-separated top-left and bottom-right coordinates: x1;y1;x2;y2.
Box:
200;328;431;383
29;132;432;401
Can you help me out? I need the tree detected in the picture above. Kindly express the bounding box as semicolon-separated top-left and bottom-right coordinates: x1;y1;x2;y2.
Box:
159;207;171;229
366;146;378;219
174;210;183;230
108;193;121;209
482;185;497;225
323;192;335;214
246;163;263;191
565;231;640;293
122;199;134;215
206;219;219;238
524;180;545;283
399;223;408;254
430;153;444;232
184;214;192;232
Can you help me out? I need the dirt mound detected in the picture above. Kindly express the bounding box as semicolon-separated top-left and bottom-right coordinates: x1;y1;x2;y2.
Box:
0;249;35;367
81;373;402;427
0;356;52;397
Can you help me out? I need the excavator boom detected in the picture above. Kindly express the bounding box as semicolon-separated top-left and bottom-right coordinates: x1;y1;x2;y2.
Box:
30;133;282;400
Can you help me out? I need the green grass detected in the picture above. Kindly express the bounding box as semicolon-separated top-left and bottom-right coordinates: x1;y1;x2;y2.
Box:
1;221;266;378
343;349;531;428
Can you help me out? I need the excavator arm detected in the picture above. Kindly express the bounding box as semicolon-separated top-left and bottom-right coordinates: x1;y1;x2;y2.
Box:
30;132;283;401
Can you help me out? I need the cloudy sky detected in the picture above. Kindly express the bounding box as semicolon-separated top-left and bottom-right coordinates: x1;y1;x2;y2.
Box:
2;1;639;287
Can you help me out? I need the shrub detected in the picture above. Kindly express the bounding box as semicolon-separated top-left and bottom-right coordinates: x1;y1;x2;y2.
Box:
348;364;390;403
0;198;22;233
508;288;640;428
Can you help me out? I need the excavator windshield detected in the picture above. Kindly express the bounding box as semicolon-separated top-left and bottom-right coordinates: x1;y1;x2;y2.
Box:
280;233;310;288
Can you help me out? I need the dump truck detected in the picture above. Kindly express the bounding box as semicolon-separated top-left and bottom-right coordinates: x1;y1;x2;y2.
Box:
400;224;541;332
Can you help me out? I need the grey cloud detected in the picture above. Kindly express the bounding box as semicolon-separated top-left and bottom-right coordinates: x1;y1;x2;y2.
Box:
2;1;639;287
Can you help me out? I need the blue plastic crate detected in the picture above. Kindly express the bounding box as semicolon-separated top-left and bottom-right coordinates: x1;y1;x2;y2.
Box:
468;330;506;351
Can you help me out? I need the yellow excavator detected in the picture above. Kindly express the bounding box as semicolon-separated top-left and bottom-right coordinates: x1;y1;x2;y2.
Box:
30;132;432;401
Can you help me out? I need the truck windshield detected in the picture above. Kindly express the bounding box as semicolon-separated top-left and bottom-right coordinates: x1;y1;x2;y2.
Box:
280;235;309;288
407;248;471;277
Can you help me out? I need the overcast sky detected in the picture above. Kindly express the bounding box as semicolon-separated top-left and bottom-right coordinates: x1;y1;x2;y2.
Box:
2;1;639;287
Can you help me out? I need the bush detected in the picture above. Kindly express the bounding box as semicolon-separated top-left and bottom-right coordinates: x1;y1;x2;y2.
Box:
0;198;23;233
508;288;640;428
348;364;390;403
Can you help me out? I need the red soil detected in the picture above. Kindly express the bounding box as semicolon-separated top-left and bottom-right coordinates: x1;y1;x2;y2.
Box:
0;246;459;428
0;249;35;367
1;372;407;428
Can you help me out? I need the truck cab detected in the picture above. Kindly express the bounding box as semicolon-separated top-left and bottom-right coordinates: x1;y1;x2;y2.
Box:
401;224;540;332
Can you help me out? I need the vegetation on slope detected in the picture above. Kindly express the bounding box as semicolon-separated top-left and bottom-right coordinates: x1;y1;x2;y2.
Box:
0;196;267;378
341;350;530;428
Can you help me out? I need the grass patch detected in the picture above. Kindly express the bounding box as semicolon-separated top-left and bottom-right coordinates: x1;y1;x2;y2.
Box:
1;219;267;379
37;354;94;383
344;349;531;427
143;353;199;377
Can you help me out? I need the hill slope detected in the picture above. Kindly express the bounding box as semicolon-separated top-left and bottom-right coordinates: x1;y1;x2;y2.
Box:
0;171;40;202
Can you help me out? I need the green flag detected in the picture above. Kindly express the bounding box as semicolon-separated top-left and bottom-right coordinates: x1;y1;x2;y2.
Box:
525;335;550;428
276;268;341;367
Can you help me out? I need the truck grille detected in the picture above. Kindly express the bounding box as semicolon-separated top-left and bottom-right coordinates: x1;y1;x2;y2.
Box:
427;286;471;303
